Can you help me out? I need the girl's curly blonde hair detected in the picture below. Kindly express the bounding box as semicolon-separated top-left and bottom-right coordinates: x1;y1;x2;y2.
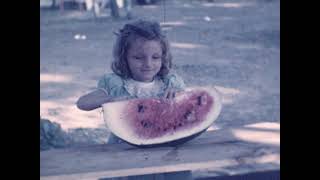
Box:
111;19;172;79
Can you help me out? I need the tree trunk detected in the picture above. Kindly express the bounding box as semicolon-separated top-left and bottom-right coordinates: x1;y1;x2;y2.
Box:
110;0;120;18
51;0;57;9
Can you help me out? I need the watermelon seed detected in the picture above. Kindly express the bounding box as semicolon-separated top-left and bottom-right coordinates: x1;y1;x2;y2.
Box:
184;110;196;122
198;94;207;106
197;96;202;106
141;120;152;128
184;110;192;119
138;104;145;113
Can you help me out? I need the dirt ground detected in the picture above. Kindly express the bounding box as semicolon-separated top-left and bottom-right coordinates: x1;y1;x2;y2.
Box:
40;0;279;142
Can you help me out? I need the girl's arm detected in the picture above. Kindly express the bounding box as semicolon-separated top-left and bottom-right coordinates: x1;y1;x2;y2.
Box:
76;89;113;111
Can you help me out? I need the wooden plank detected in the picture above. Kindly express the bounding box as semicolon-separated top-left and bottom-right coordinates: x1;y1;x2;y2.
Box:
40;122;280;180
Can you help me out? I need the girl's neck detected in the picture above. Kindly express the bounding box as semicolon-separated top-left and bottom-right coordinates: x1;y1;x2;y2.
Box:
130;77;155;83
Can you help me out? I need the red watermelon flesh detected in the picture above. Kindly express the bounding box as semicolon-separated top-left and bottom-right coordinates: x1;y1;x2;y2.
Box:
102;87;222;147
125;91;213;139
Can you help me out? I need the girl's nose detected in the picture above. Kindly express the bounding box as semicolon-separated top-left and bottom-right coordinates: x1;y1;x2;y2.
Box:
144;58;152;67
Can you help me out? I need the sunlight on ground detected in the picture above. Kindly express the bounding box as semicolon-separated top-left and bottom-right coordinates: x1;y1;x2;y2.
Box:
253;154;280;165
219;17;234;21
40;73;73;83
214;85;241;105
40;100;105;130
160;21;186;26
171;42;208;49
142;5;158;9
186;85;241;105
182;16;198;21
66;11;90;18
182;3;193;8
231;123;280;146
207;122;280;153
245;122;280;131
231;43;263;50
40;0;52;7
207;125;220;131
40;71;105;130
202;2;254;8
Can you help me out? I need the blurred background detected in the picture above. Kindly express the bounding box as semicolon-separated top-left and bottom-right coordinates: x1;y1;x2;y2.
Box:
40;0;279;151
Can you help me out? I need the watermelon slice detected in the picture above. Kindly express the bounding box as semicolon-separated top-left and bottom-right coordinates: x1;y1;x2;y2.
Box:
102;87;222;147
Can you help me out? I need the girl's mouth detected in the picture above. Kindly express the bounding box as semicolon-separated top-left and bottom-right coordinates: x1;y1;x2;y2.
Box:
141;69;153;72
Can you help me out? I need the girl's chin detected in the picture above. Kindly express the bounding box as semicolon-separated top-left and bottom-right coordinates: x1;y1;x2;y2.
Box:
134;76;155;82
135;73;156;81
139;78;154;82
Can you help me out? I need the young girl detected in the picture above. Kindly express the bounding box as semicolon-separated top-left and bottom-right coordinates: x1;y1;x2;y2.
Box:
76;19;192;179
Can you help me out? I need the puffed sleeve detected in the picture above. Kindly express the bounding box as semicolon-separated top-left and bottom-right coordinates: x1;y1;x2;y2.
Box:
97;73;125;96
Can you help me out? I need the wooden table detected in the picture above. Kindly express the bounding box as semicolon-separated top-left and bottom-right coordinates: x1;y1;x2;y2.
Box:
40;122;280;180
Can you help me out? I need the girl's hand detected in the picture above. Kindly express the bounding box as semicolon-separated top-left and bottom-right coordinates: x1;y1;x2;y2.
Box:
163;88;177;100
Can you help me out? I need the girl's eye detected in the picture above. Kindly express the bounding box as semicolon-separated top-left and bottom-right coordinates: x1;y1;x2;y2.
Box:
153;56;161;60
133;56;143;60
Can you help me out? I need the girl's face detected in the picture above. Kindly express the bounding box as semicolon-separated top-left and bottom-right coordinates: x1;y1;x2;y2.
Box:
127;37;163;82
